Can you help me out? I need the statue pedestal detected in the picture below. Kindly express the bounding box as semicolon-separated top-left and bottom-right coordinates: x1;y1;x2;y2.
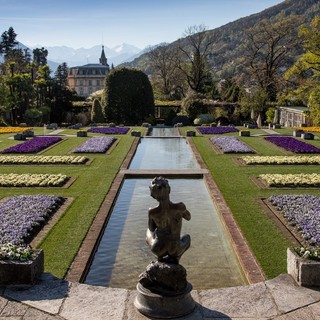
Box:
134;282;195;319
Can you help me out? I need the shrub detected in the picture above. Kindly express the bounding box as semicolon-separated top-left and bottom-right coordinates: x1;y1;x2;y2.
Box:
194;114;215;125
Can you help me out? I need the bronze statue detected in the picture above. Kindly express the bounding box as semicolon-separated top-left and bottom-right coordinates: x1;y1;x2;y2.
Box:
135;177;195;317
146;177;191;264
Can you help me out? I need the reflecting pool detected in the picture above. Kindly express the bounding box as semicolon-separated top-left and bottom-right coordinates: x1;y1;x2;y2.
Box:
84;178;246;289
129;138;199;170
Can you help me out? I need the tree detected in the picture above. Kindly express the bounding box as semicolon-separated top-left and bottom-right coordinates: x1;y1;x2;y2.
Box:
91;98;105;123
103;67;155;124
284;16;320;125
243;15;301;101
0;27;18;56
148;44;183;99
51;63;74;123
33;47;48;67
177;25;215;94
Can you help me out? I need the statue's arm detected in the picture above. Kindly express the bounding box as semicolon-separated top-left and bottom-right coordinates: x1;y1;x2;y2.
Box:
148;210;156;232
180;203;191;221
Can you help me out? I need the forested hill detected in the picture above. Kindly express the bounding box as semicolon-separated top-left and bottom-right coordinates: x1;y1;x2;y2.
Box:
121;0;320;78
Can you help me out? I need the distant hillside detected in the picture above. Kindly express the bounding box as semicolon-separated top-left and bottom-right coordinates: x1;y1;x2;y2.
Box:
122;0;320;78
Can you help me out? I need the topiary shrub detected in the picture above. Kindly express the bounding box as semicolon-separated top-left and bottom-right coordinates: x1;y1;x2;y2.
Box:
91;99;105;123
193;114;215;125
181;94;207;122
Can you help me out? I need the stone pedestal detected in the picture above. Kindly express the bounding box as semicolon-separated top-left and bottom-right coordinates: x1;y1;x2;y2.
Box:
134;282;195;319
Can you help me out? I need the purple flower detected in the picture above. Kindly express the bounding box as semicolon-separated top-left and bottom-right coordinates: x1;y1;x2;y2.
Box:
1;137;62;154
74;136;116;153
268;195;320;245
0;195;64;246
211;136;254;153
87;127;129;134
197;126;239;134
265;136;320;153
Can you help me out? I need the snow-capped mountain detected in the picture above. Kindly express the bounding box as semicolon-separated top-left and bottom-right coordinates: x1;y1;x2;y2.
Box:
1;42;143;72
40;43;142;68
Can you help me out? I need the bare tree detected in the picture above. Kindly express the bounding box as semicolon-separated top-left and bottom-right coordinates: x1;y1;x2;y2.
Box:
177;24;215;94
243;14;301;101
148;44;181;98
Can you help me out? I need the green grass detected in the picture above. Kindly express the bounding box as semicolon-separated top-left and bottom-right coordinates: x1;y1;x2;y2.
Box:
189;128;320;278
1;125;319;280
0;129;135;278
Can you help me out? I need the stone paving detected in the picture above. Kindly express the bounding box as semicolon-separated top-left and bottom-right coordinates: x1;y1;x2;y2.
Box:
1;273;320;319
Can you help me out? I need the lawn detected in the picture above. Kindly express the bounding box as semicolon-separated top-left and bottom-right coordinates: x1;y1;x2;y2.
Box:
0;127;137;277
188;126;320;278
0;125;319;281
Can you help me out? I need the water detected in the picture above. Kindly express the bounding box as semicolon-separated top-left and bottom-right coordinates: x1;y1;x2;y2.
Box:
85;178;246;289
129;138;199;170
148;126;180;137
84;127;247;289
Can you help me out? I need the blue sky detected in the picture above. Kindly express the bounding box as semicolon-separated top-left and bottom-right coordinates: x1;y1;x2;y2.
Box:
0;0;284;49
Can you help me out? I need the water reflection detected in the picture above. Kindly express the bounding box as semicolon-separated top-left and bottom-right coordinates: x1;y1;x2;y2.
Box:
129;138;199;170
85;179;246;289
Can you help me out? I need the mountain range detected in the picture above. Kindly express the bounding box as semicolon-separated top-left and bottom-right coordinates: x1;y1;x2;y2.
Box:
122;0;320;78
43;43;142;68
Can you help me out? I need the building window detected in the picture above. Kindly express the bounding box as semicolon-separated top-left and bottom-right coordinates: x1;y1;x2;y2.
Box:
80;80;83;86
96;80;100;86
88;80;92;86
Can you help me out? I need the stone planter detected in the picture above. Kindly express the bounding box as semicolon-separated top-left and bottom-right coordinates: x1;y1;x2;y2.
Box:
273;124;281;129
239;131;250;137
131;131;141;137
186;130;196;137
301;132;314;140
14;133;26;140
287;247;320;287
0;249;44;285
77;131;87;137
293;130;304;137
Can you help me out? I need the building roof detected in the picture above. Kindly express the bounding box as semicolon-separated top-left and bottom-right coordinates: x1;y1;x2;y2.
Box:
278;106;308;112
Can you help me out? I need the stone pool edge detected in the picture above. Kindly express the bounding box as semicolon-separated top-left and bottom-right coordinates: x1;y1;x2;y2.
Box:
66;135;265;285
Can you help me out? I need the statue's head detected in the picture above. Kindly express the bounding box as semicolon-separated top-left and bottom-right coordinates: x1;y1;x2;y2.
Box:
149;176;170;201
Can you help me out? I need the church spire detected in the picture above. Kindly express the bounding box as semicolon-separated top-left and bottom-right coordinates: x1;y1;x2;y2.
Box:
99;45;108;66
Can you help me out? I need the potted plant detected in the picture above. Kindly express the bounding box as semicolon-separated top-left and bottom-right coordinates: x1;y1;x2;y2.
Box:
287;247;320;287
239;130;250;137
77;130;87;137
0;243;44;285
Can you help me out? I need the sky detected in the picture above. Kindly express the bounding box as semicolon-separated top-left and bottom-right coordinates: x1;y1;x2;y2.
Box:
0;0;284;50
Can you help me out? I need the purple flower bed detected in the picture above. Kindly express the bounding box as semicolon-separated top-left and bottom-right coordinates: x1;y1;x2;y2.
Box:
210;136;254;153
265;136;320;153
197;126;239;134
0;136;62;154
268;194;320;245
87;127;129;134
0;194;64;245
74;136;116;153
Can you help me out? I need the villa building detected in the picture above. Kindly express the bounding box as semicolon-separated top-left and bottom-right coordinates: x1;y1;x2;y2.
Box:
67;46;110;97
278;106;309;127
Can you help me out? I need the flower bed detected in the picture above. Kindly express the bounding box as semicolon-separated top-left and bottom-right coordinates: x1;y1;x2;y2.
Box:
74;136;116;153
264;136;320;153
0;173;69;187
196;126;239;134
0;155;89;165
210;136;254;153
268;194;320;245
241;155;320;165
293;127;320;133
0;127;33;134
0;136;62;154
0;194;64;245
87;127;129;134
259;173;320;187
